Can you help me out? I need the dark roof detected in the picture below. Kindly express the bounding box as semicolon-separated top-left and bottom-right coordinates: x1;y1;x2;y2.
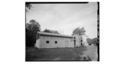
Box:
38;32;73;38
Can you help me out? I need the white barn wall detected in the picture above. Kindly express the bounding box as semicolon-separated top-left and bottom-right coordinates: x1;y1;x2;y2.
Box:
39;35;74;48
35;38;40;48
68;38;74;47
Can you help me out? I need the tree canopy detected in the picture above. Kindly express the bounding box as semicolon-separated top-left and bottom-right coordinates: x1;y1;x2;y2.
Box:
72;27;86;35
25;3;32;12
87;37;98;45
43;29;59;34
26;19;40;47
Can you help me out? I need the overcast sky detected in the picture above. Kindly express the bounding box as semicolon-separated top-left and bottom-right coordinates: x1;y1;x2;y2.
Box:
26;2;98;39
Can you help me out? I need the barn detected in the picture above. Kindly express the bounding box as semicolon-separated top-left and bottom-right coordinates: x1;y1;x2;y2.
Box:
35;32;89;49
35;32;75;48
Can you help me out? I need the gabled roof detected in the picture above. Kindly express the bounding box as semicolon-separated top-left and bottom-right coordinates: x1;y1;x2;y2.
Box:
38;32;73;38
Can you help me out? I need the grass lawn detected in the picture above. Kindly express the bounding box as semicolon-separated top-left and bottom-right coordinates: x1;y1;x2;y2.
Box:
26;46;97;61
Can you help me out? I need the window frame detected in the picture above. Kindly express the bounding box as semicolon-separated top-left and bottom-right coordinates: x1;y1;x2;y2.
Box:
46;41;49;44
55;41;57;44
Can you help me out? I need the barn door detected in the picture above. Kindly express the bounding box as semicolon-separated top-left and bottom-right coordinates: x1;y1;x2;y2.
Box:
65;41;69;47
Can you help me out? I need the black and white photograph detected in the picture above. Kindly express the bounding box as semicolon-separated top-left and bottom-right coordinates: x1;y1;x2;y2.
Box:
25;2;99;61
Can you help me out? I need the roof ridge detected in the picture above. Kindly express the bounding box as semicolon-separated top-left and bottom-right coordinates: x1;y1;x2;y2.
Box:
38;32;73;38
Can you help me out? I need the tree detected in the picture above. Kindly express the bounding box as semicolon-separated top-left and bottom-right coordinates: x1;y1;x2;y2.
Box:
87;38;92;45
72;27;86;35
43;29;52;33
92;38;98;45
52;30;59;34
87;37;98;45
25;3;32;12
26;19;40;47
43;29;59;34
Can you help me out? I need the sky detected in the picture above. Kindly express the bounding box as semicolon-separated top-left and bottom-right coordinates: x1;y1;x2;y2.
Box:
26;2;98;39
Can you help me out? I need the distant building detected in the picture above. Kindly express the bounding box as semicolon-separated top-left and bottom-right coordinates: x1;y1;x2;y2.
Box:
72;34;82;47
35;32;88;49
81;35;89;46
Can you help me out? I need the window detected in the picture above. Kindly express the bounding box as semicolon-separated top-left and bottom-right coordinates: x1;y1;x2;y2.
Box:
46;41;49;44
55;41;57;44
